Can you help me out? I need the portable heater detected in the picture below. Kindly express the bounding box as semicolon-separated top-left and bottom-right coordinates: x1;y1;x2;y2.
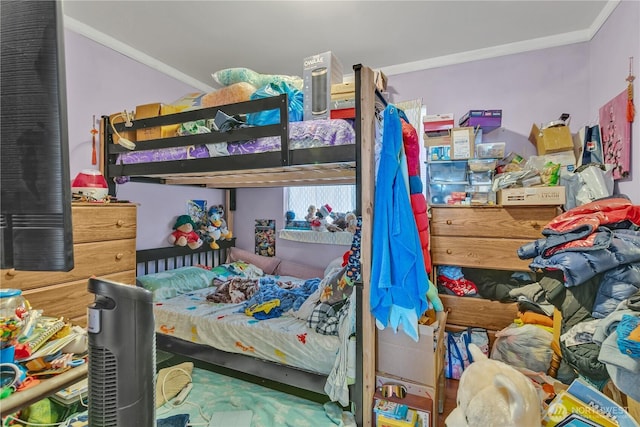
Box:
87;277;155;427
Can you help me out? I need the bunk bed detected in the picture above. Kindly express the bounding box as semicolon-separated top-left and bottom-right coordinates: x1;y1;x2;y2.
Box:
101;65;379;426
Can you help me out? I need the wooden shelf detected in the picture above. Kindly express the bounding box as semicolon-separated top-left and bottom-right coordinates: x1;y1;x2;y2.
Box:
0;364;87;417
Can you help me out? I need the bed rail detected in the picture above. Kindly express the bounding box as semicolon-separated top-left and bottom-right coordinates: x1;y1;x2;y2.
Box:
136;239;234;275
101;93;356;190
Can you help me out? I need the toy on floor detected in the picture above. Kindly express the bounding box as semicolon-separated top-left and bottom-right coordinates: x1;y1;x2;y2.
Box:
445;343;541;427
168;215;203;250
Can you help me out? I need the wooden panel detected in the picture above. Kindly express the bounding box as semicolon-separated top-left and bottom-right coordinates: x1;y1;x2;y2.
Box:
440;294;518;331
22;270;135;327
430;206;558;239
431;235;533;271
2;238;136;290
72;203;137;243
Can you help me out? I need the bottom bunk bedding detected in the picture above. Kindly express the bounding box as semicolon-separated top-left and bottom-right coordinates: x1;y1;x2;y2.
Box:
152;284;340;375
136;254;356;405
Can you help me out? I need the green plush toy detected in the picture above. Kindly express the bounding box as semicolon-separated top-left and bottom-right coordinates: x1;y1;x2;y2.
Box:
212;67;303;91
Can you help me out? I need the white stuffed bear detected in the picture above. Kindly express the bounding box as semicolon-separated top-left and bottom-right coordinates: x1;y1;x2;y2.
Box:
445;343;542;427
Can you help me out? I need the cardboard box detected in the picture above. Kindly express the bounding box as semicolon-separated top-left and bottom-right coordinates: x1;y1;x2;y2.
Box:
426;145;451;162
451;127;475;160
498;186;566;206
331;82;355;100
135;103;187;141
543;150;577;174
377;311;446;389
423;113;454;133
303;51;343;121
529;123;574;155
459;109;502;132
109;112;136;145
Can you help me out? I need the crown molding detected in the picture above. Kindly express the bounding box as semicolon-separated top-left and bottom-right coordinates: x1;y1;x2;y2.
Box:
64;16;215;92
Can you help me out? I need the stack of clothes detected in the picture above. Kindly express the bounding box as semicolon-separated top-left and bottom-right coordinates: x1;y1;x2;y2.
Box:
518;196;640;393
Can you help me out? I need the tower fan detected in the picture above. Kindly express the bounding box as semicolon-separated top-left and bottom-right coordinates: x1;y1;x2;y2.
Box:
87;277;155;426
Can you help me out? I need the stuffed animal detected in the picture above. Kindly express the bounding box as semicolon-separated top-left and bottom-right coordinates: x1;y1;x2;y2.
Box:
344;212;358;234
311;204;336;232
169;215;203;250
445;343;542;427
305;205;317;223
204;205;233;249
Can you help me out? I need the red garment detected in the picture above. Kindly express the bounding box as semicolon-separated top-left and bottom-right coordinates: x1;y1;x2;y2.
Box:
545;197;640;235
401;119;432;273
171;229;200;243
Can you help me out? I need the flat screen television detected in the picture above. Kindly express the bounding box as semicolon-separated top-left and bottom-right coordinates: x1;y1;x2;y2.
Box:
1;0;74;271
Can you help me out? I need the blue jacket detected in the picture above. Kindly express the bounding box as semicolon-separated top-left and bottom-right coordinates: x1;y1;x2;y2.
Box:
370;105;429;341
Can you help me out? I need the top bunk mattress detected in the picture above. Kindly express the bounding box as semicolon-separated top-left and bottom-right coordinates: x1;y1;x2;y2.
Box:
115;118;355;165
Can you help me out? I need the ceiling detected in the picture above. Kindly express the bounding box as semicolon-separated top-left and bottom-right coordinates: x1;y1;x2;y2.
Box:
62;0;619;92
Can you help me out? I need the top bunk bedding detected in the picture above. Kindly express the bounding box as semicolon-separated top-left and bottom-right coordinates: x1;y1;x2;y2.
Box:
102;94;357;188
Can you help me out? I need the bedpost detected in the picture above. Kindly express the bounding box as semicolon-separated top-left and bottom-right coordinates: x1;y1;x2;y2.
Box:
355;64;377;427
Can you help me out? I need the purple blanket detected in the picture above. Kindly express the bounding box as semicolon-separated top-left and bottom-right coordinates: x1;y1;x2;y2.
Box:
116;119;355;164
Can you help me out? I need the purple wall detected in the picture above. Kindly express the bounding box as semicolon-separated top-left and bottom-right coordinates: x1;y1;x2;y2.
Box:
387;0;639;204
64;30;225;250
63;1;639;261
588;0;639;201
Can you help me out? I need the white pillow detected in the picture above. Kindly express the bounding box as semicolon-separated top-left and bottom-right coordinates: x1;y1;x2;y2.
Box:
324;256;344;278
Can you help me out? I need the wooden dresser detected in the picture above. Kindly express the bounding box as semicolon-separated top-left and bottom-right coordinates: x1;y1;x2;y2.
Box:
1;203;137;327
430;205;560;338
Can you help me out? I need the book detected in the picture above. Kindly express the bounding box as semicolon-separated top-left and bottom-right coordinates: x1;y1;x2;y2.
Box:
51;378;88;405
565;378;638;427
373;398;409;420
542;390;619;427
14;317;65;360
377;408;418;427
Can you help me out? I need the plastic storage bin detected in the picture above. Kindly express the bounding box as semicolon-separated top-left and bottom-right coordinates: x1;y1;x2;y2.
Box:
428;183;467;205
427;160;467;183
468;170;494;185
468;158;497;172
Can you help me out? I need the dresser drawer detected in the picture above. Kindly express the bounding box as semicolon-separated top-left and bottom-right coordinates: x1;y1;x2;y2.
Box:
21;270;136;327
72;204;137;243
430;206;558;239
431;235;532;270
2;238;136;290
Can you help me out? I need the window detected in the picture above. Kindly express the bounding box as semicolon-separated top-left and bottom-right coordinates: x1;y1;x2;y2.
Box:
286;185;356;220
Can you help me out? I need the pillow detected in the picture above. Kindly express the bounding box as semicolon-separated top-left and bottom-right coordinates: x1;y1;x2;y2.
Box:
227;247;281;275
136;266;218;301
324;256;345;278
319;266;352;304
200;82;256;108
212;67;303;91
274;259;325;280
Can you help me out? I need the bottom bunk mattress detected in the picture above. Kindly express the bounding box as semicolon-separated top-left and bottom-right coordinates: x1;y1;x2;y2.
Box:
115;118;355;164
152;283;340;376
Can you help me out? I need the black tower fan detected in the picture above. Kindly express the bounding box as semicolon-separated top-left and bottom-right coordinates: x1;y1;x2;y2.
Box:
87;277;155;426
